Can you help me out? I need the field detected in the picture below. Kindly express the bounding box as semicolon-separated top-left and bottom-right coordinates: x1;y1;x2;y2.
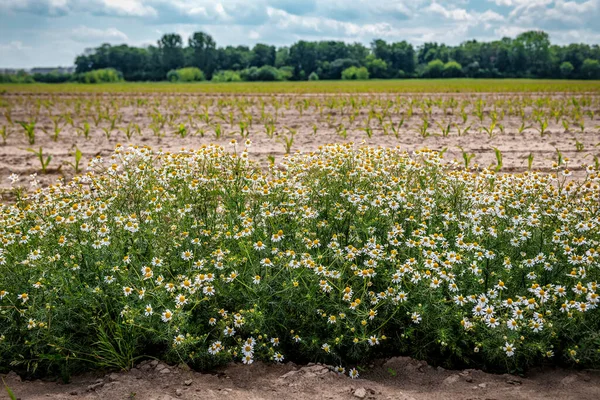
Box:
1;80;600;399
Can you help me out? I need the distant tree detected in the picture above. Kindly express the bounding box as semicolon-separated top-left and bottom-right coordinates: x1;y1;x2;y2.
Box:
341;66;369;80
251;44;276;67
581;59;600;79
515;31;551;77
308;72;319;81
443;61;463;78
559;61;574;78
188;32;217;78
158;34;185;73
275;47;290;68
366;55;388;79
425;59;445;78
289;41;318;79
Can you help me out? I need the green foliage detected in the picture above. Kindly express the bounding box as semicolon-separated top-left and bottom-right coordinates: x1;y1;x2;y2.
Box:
443;61;463;78
211;70;242;82
581;59;600;80
366;56;389;79
240;66;285;81
76;69;123;84
425;60;445;78
560;62;574;78
308;72;319;81
167;67;205;82
341;66;369;80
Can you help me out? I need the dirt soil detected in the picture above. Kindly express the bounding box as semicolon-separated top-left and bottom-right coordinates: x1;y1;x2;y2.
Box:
3;357;600;400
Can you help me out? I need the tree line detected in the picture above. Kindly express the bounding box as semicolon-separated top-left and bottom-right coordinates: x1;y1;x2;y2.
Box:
2;30;600;84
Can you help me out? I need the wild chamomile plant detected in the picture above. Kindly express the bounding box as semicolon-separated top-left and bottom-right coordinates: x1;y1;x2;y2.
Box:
1;143;599;378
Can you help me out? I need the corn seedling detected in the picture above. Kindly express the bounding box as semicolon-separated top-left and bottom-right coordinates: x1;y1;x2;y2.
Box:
454;123;471;137
177;123;188;138
517;122;531;135
493;147;503;172
482;121;497;139
26;147;53;174
535;118;549;137
65;146;83;174
0;125;9;145
435;121;451;138
458;146;476;168
417;118;431;138
574;139;585;152
527;153;534;171
214;123;223;139
17;120;36;145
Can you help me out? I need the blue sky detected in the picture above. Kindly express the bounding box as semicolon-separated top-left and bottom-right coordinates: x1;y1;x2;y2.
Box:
1;0;599;68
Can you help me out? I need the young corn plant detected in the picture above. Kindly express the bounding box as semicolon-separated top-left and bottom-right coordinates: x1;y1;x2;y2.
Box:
482;121;497;139
457;146;476;169
517;122;531;135
527;153;534;171
0;125;9;145
280;132;295;154
390;118;405;139
574;139;584;152
417;118;431;138
214;123;223;140
65;146;83;174
77;122;91;140
17;119;36;145
26;147;54;174
44;116;63;142
177;123;188;138
454;123;471;137
535;118;549;137
435;121;451;138
238;121;249;139
493;147;503;172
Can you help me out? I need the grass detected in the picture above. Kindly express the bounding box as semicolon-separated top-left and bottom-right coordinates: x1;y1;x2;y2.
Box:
1;79;600;94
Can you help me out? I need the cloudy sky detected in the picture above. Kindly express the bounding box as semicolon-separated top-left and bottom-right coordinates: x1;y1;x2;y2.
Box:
1;0;599;68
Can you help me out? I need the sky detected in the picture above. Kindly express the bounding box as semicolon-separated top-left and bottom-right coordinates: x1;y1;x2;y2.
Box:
1;0;599;68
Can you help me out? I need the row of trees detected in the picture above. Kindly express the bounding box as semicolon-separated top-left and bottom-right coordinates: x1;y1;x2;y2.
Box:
60;30;600;81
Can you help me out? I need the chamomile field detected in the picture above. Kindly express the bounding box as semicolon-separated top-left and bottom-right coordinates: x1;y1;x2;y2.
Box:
1;80;600;399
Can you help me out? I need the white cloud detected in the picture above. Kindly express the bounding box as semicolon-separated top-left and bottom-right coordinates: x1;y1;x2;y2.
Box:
426;2;474;22
71;26;128;41
99;0;156;17
0;40;30;50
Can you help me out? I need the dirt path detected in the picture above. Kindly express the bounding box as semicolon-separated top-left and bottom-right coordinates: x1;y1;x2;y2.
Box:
4;357;600;400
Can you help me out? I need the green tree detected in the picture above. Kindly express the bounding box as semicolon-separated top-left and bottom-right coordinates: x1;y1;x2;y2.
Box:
158;34;185;73
251;44;276;67
188;32;217;78
366;55;388;79
559;61;574;78
581;59;600;79
425;59;445;78
341;66;369;80
443;61;463;78
515;31;551;77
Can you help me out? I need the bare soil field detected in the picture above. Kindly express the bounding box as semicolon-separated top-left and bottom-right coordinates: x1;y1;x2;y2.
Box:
1;93;599;192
